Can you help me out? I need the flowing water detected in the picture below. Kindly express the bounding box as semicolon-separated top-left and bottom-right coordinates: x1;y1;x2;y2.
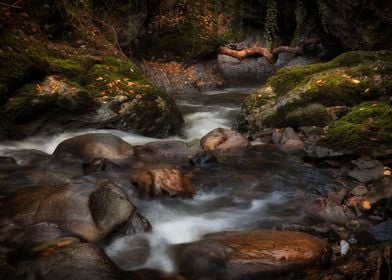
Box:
0;87;337;273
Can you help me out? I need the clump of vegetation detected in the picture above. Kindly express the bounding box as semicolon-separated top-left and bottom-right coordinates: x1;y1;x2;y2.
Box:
263;0;278;49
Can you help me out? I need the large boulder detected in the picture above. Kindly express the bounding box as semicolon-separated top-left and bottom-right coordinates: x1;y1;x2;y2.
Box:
0;180;151;243
237;51;392;156
173;230;331;279
130;168;195;198
53;133;135;164
200;128;251;151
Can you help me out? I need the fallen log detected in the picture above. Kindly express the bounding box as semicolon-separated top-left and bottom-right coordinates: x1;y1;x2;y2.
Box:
219;39;320;64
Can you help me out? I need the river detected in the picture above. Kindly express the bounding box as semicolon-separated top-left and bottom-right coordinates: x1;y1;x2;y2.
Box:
0;87;338;273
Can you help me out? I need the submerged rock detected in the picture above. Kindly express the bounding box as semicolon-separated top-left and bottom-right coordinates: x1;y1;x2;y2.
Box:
200;128;250;151
130;168;195;198
173;230;331;279
189;151;218;168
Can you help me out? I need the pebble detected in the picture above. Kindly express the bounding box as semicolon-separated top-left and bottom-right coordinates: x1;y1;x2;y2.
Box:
340;240;350;255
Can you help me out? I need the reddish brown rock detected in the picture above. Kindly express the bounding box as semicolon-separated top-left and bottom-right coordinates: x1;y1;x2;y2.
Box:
200;128;250;151
173;230;331;279
130;168;195;198
345;196;363;207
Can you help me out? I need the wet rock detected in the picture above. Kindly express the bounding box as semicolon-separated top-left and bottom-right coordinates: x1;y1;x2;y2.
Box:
82;158;122;174
117;92;184;138
348;157;384;184
173;230;331;280
350;185;368;196
53;133;135;164
26;243;124;280
368;219;392;243
319;205;353;225
200;128;250;151
345;196;363;208
130;168;195;198
0;158;86;195
0;180;150;243
140;141;193;158
106;236;151;269
189;151;218;168
305;145;350;159
327;189;347;206
3;149;49;165
0;156;17;166
273;127;305;151
0;222;73;250
281;127;305;150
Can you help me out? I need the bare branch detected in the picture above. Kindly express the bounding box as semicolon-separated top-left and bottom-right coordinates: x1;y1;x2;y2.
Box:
219;46;274;63
218;38;322;64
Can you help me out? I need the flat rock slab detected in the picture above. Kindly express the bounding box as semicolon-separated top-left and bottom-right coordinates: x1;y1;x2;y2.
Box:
173;230;331;279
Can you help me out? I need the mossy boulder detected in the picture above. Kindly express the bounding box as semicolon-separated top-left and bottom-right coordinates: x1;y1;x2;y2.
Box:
321;101;392;157
2;75;97;122
285;103;331;128
85;56;184;137
237;50;392;133
0;3;184;140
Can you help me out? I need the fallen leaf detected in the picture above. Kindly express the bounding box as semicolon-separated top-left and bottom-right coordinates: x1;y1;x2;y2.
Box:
361;200;371;210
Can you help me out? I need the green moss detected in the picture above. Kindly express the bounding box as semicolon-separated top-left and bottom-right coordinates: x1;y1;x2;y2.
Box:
86;56;152;99
46;57;85;79
0;34;50;100
285;103;330;128
267;50;392;98
322;102;392;155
